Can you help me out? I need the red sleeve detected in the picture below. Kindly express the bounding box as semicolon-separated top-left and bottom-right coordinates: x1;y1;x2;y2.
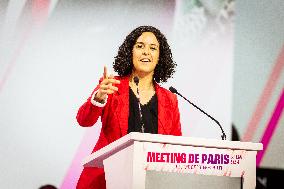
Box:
170;94;182;136
76;78;104;127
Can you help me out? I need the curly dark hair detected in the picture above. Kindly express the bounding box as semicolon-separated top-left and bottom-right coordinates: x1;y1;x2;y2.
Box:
113;26;176;83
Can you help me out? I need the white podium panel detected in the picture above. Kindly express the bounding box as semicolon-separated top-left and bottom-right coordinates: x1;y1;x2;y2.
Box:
146;171;241;189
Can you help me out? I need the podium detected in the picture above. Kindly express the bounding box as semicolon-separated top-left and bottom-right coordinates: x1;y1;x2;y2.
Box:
83;132;263;189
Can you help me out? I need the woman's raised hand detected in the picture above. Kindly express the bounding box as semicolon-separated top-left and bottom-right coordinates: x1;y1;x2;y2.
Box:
94;66;120;103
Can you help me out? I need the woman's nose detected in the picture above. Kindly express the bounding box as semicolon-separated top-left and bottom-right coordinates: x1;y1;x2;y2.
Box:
142;46;150;55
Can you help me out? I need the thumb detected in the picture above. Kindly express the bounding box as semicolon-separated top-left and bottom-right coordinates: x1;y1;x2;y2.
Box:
109;73;114;79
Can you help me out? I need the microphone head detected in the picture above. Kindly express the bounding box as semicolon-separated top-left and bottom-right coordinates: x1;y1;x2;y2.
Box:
169;86;177;94
133;76;139;86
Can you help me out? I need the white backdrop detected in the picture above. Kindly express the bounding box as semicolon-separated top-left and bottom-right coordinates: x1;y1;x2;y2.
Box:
0;0;233;188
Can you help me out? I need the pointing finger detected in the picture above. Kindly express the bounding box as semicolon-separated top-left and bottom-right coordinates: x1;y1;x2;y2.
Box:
103;66;108;79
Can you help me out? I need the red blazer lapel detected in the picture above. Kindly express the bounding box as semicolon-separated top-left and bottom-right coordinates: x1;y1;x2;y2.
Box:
114;76;129;137
155;83;171;135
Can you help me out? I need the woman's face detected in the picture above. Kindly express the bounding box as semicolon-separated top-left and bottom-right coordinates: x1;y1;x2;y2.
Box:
132;32;160;76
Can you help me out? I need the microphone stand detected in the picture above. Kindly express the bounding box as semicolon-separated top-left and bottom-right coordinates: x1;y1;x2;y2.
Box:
134;77;145;133
169;87;226;140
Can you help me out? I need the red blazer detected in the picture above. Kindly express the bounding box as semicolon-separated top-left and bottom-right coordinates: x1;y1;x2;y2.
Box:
76;76;182;189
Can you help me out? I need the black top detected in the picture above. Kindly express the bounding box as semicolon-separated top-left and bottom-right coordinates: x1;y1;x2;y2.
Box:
128;87;158;134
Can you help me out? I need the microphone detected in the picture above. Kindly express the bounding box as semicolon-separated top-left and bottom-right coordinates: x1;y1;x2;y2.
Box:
133;76;145;133
134;76;139;86
169;86;226;140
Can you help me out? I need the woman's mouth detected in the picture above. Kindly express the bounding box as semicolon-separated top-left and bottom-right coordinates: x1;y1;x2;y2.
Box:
140;58;151;63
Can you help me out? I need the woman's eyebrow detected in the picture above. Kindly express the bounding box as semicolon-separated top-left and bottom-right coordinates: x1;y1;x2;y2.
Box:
150;43;158;47
136;42;158;46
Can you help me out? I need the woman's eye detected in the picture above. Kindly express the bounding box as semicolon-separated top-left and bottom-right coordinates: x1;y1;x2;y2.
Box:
150;47;157;50
137;44;143;48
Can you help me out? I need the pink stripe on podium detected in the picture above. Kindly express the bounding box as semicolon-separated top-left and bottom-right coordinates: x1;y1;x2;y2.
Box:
256;89;284;166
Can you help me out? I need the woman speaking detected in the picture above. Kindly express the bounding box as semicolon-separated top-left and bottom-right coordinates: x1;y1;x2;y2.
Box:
76;26;182;189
